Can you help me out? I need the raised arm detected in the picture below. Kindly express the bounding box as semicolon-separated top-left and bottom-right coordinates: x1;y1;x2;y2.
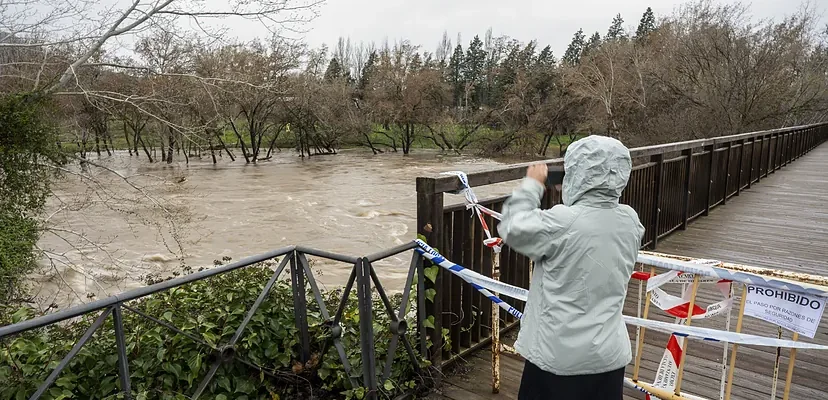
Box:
498;165;570;262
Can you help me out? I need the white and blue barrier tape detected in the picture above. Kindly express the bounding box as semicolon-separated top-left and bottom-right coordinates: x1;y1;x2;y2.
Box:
415;239;524;319
413;240;828;350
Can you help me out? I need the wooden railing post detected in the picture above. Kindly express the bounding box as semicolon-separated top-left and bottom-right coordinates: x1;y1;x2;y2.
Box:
736;139;744;196
786;132;793;165
680;149;693;230
756;136;764;183
795;130;801;159
774;132;782;172
703;145;715;216
765;134;773;177
786;132;793;166
650;154;664;249
747;139;755;189
416;177;444;370
723;142;732;204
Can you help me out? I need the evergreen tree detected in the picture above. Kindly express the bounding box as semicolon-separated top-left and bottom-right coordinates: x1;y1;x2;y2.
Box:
562;29;585;66
518;41;537;70
448;43;465;106
323;57;343;82
409;52;423;72
635;7;657;39
464;35;487;106
582;32;601;57
494;42;521;102
358;51;377;91
536;45;556;67
533;45;557;101
606;13;627;40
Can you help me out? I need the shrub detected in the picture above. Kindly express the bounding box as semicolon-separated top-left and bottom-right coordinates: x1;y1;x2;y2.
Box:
0;92;66;303
0;259;429;400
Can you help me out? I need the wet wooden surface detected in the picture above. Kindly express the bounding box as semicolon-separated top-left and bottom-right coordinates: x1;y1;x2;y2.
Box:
433;144;828;399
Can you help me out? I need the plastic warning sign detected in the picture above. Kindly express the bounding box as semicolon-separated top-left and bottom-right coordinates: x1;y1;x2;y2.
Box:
744;285;826;338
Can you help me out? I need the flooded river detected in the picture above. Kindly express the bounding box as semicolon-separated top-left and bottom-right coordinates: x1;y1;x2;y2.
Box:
33;149;524;308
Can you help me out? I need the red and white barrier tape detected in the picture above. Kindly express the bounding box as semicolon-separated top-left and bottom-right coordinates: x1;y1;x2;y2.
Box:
442;171;503;252
633;265;734;321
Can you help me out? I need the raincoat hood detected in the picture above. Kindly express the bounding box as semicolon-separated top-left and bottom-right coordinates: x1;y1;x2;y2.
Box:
562;135;632;207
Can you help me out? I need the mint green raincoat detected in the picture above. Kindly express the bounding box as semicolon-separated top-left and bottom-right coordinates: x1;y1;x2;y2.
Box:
498;135;645;375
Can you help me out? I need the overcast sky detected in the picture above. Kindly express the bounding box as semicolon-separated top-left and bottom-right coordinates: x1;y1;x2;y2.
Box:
283;0;824;57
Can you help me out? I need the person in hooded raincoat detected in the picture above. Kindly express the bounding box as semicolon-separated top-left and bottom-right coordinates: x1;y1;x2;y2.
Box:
498;135;645;400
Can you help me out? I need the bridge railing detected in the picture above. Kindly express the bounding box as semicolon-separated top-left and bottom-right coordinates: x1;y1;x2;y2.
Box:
0;244;428;400
415;123;828;369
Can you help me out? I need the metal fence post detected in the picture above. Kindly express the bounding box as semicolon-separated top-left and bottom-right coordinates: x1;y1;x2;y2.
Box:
113;305;133;400
290;251;311;363
356;257;378;400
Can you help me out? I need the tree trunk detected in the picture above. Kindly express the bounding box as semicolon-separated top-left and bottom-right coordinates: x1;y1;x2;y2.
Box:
229;119;251;163
139;137;154;162
215;133;235;161
166;129;175;164
103;133;112;156
123;121;133;156
209;139;217;164
362;133;382;154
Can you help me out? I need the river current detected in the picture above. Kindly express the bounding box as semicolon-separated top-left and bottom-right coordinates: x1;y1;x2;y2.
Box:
33;149;524;308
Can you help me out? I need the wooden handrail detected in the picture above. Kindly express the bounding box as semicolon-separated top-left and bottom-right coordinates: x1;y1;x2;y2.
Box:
422;122;828;194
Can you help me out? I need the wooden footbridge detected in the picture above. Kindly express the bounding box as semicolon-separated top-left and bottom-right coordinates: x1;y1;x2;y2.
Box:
419;124;828;400
2;124;827;400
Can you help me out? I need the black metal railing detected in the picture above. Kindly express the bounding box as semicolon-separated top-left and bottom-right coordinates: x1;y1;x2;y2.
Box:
0;243;428;400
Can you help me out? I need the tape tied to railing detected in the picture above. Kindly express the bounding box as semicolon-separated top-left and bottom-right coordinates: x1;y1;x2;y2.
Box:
412;240;828;351
438;170;828;298
441;171;504;252
635;263;734;321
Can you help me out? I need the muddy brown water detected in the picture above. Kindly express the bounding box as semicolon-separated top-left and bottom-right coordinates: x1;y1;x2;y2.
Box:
32;149;525;309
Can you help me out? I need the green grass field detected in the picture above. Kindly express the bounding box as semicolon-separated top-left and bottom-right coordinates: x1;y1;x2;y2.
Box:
61;119;582;157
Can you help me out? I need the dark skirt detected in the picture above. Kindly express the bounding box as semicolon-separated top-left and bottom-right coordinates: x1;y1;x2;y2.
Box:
517;360;625;400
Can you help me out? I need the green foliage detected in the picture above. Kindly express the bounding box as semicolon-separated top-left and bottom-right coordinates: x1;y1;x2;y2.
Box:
606;13;627;40
635;7;657;39
463;36;487;106
0;92;66;302
0;213;38;299
582;32;602;58
447;43;465;106
0;260;427;399
562;29;585;66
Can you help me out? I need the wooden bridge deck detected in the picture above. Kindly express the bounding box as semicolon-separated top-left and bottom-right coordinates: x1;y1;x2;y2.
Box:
430;144;828;400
